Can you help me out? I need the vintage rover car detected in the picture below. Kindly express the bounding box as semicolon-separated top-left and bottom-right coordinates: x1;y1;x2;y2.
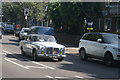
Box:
20;34;66;61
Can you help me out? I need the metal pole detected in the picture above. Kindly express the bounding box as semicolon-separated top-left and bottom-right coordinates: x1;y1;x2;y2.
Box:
25;16;27;27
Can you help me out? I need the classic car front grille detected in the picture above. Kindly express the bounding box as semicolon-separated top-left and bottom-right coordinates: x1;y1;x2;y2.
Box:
46;48;59;54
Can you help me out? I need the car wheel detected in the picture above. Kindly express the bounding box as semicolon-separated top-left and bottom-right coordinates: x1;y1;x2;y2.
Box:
104;53;114;66
33;50;38;61
21;47;26;56
58;58;64;61
79;48;88;61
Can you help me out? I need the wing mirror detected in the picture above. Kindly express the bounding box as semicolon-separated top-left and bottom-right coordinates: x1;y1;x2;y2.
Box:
97;39;102;43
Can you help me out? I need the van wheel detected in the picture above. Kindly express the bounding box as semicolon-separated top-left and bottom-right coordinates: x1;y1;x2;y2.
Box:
79;48;88;61
104;53;114;66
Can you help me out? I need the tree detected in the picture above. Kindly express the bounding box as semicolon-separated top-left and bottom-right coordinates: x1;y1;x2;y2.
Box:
2;2;46;27
48;2;102;35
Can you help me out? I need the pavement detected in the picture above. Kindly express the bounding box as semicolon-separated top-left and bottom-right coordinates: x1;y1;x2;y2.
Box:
58;42;79;54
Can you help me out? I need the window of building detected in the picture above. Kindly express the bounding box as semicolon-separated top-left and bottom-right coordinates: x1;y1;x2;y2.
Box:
104;18;112;31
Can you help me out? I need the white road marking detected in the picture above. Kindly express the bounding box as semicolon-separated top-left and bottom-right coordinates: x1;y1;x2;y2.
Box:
2;50;13;54
75;76;83;78
46;75;53;78
6;58;17;60
2;50;30;60
5;58;29;69
25;66;47;69
32;61;54;70
3;50;55;70
55;77;67;79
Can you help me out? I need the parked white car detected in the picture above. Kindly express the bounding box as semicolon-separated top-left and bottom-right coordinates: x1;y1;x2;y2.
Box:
79;32;120;66
19;28;30;41
20;34;66;61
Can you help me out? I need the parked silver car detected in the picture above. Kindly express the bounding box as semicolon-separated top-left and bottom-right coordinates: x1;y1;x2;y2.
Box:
19;28;30;41
20;34;66;61
79;32;120;66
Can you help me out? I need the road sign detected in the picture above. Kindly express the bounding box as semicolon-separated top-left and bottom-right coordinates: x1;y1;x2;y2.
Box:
24;8;29;16
87;22;93;30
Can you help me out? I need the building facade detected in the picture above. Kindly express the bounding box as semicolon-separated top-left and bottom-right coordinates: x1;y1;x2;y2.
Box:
93;2;120;34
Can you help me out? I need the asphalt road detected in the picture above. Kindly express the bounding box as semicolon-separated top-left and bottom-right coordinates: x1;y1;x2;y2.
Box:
0;34;120;80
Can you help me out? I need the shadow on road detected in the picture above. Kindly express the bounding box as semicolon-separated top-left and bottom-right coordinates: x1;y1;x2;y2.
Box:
2;42;19;46
9;39;19;43
57;54;120;79
5;53;59;62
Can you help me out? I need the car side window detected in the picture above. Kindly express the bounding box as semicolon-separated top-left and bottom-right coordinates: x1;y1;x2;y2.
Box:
26;36;32;41
82;34;93;41
91;34;103;42
82;34;89;40
35;28;38;34
82;34;103;42
30;28;35;34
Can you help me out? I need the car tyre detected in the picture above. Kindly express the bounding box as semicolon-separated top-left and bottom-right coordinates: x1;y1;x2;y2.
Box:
104;53;114;66
33;50;38;61
79;48;88;61
58;58;64;61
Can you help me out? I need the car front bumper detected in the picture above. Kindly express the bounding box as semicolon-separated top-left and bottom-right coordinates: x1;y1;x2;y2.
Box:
37;54;66;59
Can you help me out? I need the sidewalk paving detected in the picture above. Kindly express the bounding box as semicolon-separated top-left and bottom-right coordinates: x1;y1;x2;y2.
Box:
59;42;79;54
65;47;79;54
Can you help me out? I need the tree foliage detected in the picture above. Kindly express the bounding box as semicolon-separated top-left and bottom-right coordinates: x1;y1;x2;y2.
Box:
48;2;102;35
2;2;46;25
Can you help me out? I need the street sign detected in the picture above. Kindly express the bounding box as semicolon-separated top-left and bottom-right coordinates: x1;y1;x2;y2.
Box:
24;8;29;16
87;22;93;30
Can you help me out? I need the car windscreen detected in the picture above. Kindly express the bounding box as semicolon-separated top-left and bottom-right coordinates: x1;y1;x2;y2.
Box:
24;29;29;33
38;27;55;35
103;34;120;44
32;36;56;42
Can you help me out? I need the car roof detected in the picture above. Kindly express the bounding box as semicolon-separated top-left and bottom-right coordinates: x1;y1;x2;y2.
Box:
22;28;29;29
28;34;54;37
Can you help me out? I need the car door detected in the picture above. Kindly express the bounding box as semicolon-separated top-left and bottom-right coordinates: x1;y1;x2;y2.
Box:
90;34;106;57
25;36;33;56
81;34;94;55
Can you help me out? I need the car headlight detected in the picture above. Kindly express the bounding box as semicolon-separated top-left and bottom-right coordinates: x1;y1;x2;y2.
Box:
60;48;65;55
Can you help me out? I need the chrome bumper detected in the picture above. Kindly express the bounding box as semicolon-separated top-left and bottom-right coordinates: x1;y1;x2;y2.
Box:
38;54;66;58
